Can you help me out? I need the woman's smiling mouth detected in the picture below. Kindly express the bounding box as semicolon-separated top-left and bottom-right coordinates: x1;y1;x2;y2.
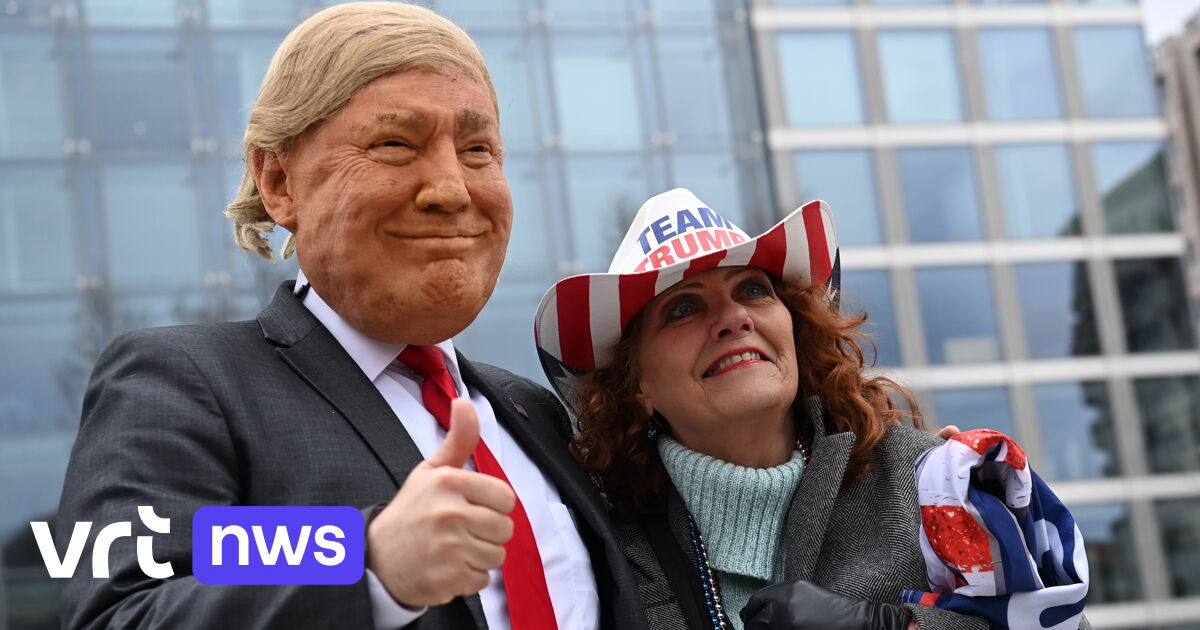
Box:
704;349;768;378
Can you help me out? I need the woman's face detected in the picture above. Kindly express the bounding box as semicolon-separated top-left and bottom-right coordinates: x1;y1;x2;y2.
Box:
633;266;799;437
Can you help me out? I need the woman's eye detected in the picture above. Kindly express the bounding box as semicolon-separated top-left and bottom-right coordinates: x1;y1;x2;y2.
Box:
742;282;771;298
666;301;697;322
377;140;410;148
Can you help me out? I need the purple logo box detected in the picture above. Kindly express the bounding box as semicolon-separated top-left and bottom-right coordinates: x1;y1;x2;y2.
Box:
193;506;364;585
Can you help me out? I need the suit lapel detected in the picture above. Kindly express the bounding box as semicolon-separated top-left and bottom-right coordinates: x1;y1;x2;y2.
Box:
257;282;425;487
782;398;856;582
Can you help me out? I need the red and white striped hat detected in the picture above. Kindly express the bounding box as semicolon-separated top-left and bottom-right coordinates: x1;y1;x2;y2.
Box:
534;187;840;406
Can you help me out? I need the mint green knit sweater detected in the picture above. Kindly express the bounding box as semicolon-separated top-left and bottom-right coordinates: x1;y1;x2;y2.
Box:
657;436;806;630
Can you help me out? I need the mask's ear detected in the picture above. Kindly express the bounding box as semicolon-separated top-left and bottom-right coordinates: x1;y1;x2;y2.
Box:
252;148;298;232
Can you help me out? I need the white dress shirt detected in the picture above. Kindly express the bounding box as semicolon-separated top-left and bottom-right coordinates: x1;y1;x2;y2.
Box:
295;273;599;630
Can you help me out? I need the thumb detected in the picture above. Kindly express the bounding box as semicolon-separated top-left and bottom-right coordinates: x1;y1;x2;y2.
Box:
426;398;480;468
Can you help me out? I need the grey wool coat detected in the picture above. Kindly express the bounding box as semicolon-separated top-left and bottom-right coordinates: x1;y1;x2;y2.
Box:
618;397;1092;630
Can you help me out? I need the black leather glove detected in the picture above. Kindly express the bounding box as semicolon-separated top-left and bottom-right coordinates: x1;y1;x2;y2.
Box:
741;580;913;630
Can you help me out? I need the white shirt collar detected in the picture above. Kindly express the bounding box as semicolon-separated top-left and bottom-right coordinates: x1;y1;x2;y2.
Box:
295;270;466;392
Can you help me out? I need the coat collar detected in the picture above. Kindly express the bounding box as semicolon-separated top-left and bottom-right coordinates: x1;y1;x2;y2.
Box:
780;396;855;581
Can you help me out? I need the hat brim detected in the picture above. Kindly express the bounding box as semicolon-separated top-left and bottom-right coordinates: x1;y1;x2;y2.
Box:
534;199;839;409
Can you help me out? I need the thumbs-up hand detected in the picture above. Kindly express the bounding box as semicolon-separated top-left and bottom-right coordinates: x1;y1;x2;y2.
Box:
367;399;517;608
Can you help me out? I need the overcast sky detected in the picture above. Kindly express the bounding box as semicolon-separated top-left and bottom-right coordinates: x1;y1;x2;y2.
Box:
1143;0;1200;43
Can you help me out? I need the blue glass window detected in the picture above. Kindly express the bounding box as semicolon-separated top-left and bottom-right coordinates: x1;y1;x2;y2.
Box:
777;31;864;126
1156;497;1200;597
772;0;849;5
84;0;177;26
503;156;556;279
0;165;76;291
102;163;205;287
1014;261;1100;358
977;28;1062;120
551;36;643;151
0;296;85;432
996;144;1080;238
916;266;1001;364
1072;503;1142;603
90;33;192;154
657;33;733;147
875;0;947;4
474;35;540;152
434;0;526;28
0;32;65;158
650;0;718;26
878;30;963;123
545;0;630;27
932;386;1014;435
793;149;881;246
1033;381;1118;480
897;147;983;242
670;151;744;227
1091;141;1173;234
1073;26;1158;118
1114;258;1197;353
565;155;649;272
207;0;297;27
212;33;286;152
1135;376;1200;474
839;269;901;366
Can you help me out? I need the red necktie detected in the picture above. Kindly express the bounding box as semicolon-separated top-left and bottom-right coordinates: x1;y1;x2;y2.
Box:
398;346;558;630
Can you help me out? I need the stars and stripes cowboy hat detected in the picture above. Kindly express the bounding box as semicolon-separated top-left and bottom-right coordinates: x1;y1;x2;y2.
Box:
534;187;840;408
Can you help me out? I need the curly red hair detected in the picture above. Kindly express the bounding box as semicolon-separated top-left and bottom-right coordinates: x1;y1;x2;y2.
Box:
569;277;923;519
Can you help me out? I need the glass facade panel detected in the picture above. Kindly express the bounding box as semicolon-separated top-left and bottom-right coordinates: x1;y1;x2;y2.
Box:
1073;26;1158;118
564;155;649;272
839;269;900;367
502;156;555;279
0;296;86;433
435;0;526;28
650;0;718;26
544;0;630;27
897;147;983;242
90;33;192;154
102;163;205;287
932;386;1014;435
793;149;881;246
551;36;643;151
0;165;76;291
475;35;540;152
212;33;285;151
772;0;849;5
916;266;1002;364
670;151;744;226
777;31;864;126
1033;381;1118;480
977;28;1062;120
1113;258;1197;353
1013;261;1100;359
996;143;1080;239
207;0;297;27
0;32;65;158
878;30;963;124
1156;497;1200;597
1091;141;1173;235
1071;503;1142;603
1135;375;1200;474
84;0;178;26
657;33;732;147
875;0;948;4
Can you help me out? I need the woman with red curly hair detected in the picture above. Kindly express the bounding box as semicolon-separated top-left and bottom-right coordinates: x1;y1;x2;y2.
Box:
534;189;1088;630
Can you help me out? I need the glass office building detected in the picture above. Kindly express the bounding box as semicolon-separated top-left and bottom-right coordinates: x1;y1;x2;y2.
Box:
1;0;1197;628
755;0;1199;627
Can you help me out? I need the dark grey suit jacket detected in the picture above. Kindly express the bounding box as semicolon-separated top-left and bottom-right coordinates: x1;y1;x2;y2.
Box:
619;397;1091;630
56;281;646;630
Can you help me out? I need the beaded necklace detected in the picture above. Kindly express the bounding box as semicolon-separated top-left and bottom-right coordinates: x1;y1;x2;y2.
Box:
684;433;812;630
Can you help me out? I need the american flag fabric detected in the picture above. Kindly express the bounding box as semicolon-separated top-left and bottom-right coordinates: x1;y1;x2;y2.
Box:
533;188;840;409
902;429;1090;630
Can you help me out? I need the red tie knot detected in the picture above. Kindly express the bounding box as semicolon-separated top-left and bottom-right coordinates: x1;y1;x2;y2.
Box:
398;345;448;379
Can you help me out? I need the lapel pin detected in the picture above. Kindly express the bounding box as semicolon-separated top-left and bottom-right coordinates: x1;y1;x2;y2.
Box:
511;398;529;418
